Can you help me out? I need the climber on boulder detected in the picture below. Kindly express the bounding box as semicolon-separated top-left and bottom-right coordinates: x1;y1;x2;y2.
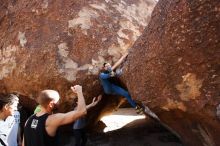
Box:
99;52;143;114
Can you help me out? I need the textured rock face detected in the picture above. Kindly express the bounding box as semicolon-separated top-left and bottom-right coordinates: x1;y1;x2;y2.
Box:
122;0;220;145
0;0;156;109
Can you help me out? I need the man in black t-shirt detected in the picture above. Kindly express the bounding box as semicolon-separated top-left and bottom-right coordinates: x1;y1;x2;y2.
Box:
23;85;87;146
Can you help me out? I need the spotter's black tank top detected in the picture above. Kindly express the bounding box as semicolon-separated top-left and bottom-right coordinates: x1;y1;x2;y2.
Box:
24;113;58;146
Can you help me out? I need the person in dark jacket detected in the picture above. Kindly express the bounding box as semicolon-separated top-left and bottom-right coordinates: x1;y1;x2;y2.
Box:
73;95;102;146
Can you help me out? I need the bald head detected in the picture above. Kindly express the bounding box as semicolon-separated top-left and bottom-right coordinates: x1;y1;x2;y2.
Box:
38;90;60;108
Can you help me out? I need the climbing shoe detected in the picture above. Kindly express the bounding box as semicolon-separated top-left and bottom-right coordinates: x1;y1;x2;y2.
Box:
135;105;144;115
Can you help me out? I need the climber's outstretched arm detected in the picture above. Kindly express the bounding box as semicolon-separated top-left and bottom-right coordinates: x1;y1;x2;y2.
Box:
112;52;128;70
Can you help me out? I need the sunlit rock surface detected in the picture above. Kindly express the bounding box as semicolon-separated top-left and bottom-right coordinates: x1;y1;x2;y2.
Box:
122;0;220;145
0;0;156;110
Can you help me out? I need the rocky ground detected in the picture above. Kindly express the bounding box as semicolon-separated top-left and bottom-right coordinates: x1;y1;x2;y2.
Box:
60;108;183;146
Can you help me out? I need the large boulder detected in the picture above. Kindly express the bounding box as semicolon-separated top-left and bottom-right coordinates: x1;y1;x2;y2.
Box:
122;0;220;145
0;0;156;110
